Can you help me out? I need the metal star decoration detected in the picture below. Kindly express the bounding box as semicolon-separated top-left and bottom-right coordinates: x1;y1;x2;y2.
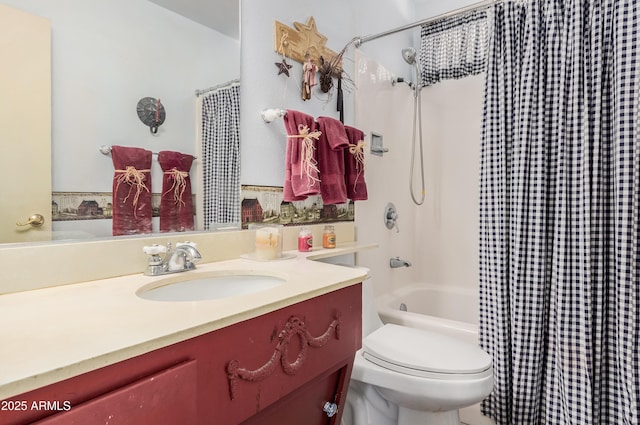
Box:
275;58;293;77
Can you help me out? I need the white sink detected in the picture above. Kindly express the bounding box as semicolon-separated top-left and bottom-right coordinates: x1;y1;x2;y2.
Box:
137;272;286;302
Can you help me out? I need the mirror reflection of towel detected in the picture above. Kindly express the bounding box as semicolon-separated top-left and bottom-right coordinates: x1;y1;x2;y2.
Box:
111;145;152;236
158;151;194;233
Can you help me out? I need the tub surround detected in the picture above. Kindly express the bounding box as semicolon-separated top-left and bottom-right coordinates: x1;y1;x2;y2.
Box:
0;237;375;401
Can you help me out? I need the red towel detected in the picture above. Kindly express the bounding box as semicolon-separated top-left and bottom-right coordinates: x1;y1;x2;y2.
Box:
283;110;321;201
316;116;349;204
158;151;195;233
344;126;368;201
111;145;152;236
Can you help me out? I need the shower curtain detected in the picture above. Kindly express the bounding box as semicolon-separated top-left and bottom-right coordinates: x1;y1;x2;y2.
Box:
419;9;489;87
199;81;241;229
479;1;639;424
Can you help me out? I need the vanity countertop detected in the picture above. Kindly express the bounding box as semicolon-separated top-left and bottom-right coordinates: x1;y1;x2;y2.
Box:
0;243;374;400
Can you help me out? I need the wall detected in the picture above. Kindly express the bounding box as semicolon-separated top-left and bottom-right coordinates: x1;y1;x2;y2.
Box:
1;0;240;236
240;0;486;298
416;75;484;291
239;0;414;186
353;0;487;302
352;52;416;297
238;0;416;300
3;0;486;294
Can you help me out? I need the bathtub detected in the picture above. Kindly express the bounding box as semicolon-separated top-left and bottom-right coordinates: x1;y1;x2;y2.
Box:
375;283;496;425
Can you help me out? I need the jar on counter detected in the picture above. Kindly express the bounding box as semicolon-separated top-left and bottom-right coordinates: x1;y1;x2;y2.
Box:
322;225;336;249
298;227;313;252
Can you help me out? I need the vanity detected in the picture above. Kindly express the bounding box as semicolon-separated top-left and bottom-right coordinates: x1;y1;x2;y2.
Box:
0;245;370;425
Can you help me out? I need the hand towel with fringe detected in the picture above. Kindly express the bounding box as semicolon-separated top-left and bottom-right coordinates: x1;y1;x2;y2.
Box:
344;126;368;201
111;145;152;236
316;116;349;204
158;150;194;233
283;109;321;201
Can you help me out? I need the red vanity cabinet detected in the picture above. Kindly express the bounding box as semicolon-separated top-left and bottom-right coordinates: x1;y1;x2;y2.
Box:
1;283;362;425
30;360;199;425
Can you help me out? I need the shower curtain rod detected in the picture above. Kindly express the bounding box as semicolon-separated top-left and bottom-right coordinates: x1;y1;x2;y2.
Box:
353;0;500;47
195;78;240;96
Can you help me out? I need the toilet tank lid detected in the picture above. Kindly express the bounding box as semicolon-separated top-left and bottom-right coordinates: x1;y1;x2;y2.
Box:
362;324;492;374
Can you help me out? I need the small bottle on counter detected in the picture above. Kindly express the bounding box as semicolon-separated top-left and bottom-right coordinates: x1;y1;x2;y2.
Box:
298;227;313;252
322;225;336;249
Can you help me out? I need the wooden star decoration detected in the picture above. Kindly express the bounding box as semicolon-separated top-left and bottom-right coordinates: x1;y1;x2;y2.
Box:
274;17;341;68
292;17;327;53
275;58;293;77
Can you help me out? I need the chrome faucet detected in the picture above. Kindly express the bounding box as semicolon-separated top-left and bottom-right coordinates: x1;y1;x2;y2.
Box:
389;257;412;268
143;242;202;276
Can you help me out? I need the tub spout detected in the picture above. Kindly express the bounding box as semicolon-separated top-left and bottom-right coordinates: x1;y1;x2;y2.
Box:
390;257;412;268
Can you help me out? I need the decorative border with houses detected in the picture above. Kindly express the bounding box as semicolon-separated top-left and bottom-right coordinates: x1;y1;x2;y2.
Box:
51;192;194;221
240;185;354;229
52;186;356;226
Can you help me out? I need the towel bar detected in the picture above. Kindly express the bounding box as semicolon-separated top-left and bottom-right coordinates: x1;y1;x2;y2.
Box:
99;145;197;159
261;108;287;123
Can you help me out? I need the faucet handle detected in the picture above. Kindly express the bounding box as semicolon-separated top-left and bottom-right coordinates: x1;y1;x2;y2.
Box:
143;244;167;255
384;203;400;233
143;245;167;274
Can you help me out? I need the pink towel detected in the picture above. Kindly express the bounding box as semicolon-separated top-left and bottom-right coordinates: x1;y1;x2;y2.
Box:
283;110;321;201
344;126;368;201
316;116;349;204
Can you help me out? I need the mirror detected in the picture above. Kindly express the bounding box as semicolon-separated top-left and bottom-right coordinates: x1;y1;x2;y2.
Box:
0;0;241;245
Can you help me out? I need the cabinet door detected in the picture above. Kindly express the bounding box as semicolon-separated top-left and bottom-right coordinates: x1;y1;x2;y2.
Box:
209;284;362;425
32;360;197;425
240;365;347;425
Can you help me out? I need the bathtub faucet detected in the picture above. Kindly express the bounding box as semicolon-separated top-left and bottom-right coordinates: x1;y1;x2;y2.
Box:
390;257;412;268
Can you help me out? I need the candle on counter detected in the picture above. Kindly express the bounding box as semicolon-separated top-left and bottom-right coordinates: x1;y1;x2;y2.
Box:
254;226;282;260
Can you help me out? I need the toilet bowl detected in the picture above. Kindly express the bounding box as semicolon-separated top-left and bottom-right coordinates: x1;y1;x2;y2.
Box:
343;269;493;425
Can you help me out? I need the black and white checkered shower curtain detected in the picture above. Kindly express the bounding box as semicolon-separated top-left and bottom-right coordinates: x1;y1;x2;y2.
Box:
419;9;489;87
200;81;241;229
479;1;639;424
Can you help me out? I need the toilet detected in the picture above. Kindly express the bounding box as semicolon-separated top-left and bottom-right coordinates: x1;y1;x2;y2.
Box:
343;269;493;425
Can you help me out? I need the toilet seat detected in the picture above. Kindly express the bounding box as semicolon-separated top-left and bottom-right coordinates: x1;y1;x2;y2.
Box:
362;324;492;380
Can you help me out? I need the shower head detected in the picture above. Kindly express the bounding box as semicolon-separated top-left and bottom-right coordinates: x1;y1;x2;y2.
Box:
401;47;422;93
402;47;418;65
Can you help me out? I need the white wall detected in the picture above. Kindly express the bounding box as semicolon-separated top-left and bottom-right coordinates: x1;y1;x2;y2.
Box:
416;75;484;290
1;0;239;238
240;0;486;298
239;0;414;186
352;52;416;297
238;0;417;299
1;0;240;193
5;0;486;286
353;0;487;299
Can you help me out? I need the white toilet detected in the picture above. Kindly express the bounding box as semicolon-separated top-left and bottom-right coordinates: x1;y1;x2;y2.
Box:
343;269;494;425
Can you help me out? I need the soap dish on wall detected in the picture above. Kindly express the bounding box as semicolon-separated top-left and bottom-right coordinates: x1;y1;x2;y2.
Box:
370;132;389;156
